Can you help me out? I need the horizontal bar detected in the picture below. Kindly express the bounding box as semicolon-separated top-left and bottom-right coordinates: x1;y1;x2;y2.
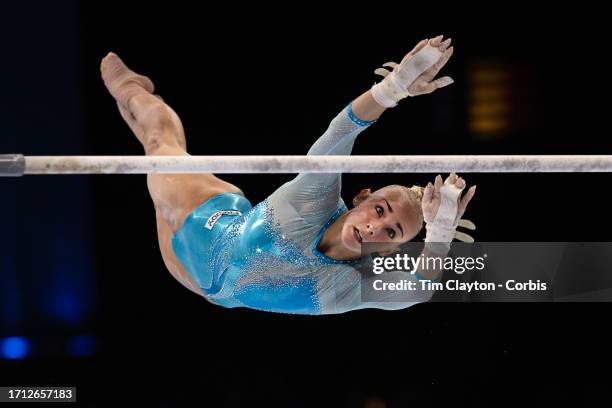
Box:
3;155;612;176
0;154;25;176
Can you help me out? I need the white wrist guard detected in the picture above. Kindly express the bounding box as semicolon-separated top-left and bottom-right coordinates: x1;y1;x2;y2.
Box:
424;183;476;245
371;44;442;107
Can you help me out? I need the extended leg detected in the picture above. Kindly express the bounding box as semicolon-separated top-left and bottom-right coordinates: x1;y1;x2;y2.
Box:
100;52;243;232
100;53;243;293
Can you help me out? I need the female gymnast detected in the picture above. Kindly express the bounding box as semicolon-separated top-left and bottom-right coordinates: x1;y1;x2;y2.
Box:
100;35;476;314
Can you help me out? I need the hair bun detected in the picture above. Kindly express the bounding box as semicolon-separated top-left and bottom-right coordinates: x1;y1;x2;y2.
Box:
409;185;424;201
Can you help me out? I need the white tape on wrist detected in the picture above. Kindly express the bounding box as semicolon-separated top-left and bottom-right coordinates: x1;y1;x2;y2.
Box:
371;76;407;108
425;183;463;244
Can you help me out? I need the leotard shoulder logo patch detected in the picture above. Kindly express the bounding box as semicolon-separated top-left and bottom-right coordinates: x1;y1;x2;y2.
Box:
205;210;242;230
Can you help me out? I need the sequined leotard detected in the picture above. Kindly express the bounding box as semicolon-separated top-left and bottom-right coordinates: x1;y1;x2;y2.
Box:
172;104;431;314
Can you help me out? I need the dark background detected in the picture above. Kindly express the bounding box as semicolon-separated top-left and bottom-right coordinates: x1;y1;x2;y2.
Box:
1;2;611;406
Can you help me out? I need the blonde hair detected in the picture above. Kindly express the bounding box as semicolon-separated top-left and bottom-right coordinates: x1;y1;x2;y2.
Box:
379;184;424;203
408;185;424;202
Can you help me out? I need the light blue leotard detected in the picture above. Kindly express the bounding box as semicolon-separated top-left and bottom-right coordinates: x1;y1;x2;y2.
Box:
172;104;432;314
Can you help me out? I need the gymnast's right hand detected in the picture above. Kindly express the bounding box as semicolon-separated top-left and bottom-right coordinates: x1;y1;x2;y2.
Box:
422;172;477;244
371;35;454;108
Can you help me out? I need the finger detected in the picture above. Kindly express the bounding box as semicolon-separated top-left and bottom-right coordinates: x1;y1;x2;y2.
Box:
457;219;476;230
434;76;454;89
454;231;475;243
429;35;444;47
426;47;454;79
438;38;452;52
374;68;391;78
436;47;454;70
458;185;476;216
446;172;457;184
382;62;398;69
423;182;434;203
418;46;453;83
418;76;454;94
455;176;466;189
416;82;436;95
434;174;443;194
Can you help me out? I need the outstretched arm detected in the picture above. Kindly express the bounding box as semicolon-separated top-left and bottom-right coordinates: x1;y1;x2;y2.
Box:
270;35;456;218
308;34;455;156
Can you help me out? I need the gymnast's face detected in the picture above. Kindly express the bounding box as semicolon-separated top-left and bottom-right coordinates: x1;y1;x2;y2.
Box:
342;187;422;255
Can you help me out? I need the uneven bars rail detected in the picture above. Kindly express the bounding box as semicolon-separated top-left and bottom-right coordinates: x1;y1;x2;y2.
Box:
2;154;612;176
